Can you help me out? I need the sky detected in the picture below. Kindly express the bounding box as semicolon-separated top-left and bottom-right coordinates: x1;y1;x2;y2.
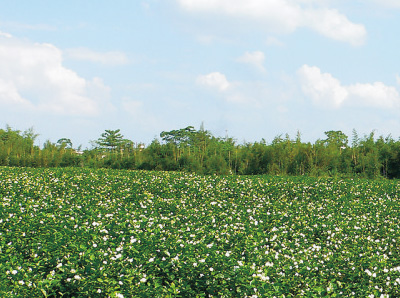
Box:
1;0;400;148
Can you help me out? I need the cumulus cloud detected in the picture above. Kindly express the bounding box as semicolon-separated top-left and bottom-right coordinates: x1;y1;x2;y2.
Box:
0;33;110;116
303;8;366;46
196;72;231;91
237;51;266;72
65;47;129;66
298;65;400;109
176;0;366;46
347;82;400;108
298;65;348;108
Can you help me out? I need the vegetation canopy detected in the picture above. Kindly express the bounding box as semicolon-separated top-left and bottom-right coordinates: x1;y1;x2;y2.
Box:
1;167;400;297
1;124;400;178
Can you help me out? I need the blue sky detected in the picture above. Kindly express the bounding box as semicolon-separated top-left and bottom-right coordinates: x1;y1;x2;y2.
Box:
1;0;400;148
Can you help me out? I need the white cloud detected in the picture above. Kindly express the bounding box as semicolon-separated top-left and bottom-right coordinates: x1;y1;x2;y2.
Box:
65;47;129;66
298;65;400;109
0;31;12;38
298;65;348;108
303;9;366;46
177;0;366;46
0;78;34;107
347;82;400;108
265;36;284;47
196;72;231;91
371;0;400;8
237;51;266;72
0;33;110;115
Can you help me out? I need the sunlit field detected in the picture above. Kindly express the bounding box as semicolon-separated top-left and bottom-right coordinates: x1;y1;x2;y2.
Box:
1;167;400;297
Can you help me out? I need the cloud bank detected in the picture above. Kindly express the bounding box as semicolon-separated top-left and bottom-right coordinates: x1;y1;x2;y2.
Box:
177;0;366;46
298;65;400;109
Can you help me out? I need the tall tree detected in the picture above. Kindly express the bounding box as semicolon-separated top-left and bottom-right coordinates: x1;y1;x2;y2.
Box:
96;129;125;152
57;138;73;149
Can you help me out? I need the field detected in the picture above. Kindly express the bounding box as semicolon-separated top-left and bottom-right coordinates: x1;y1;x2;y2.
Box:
1;167;400;297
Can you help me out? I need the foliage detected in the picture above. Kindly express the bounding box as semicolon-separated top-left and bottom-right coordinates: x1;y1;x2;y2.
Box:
1;167;400;297
4;125;400;179
95;129;123;152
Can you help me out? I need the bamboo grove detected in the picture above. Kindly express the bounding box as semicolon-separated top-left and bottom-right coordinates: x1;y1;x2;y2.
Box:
1;125;400;179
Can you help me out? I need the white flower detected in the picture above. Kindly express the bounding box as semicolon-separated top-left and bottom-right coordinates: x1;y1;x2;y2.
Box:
149;257;154;262
258;274;269;281
140;277;147;283
97;289;102;293
74;275;81;280
115;293;124;298
11;270;18;275
209;267;214;271
18;280;25;285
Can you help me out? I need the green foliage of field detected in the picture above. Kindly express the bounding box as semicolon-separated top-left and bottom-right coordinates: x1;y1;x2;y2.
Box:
1;167;400;297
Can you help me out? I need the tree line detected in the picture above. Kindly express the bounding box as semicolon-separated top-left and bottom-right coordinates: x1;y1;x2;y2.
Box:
1;124;400;179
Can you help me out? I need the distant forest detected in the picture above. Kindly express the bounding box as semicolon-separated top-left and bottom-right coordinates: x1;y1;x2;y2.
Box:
1;124;400;179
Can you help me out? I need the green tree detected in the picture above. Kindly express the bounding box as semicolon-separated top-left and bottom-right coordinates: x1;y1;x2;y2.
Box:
57;138;73;149
160;126;196;147
96;129;125;152
324;130;348;150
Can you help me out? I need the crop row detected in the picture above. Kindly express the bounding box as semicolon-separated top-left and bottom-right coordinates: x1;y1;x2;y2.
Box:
1;167;400;297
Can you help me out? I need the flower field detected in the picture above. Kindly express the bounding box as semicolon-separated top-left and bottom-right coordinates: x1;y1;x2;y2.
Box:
1;167;400;297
